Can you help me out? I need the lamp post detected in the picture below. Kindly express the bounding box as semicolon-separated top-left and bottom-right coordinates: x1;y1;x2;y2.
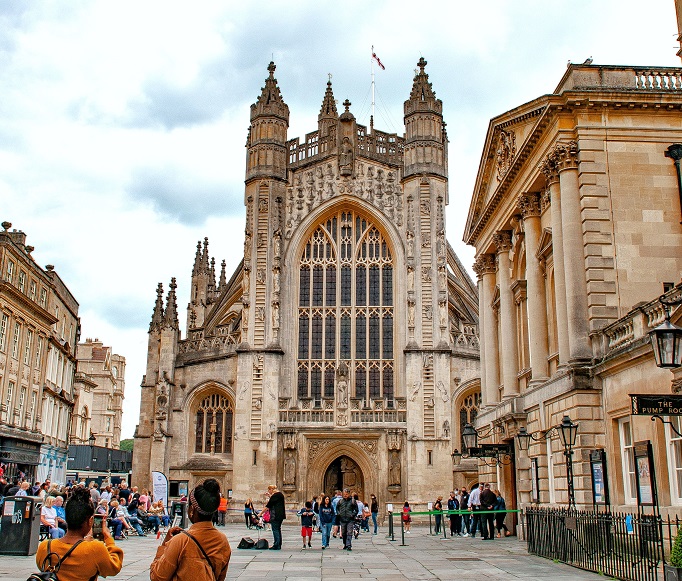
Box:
88;432;96;472
517;415;579;508
458;422;513;466
648;292;682;369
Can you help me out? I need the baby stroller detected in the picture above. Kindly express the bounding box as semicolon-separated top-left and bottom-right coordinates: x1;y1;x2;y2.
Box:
254;508;270;531
249;511;262;529
353;515;362;539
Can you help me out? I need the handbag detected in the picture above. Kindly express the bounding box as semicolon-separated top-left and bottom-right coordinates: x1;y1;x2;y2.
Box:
181;531;216;580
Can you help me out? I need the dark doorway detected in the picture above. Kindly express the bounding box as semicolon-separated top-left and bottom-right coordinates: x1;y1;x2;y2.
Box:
323;455;364;499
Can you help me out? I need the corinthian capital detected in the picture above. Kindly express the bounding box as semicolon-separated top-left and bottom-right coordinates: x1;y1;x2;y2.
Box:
518;192;541;218
540;154;559;185
553;140;579;171
472;254;496;278
492;230;513;253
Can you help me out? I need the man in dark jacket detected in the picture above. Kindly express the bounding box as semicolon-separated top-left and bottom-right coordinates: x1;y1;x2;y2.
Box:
266;484;286;550
480;483;497;541
335;488;358;551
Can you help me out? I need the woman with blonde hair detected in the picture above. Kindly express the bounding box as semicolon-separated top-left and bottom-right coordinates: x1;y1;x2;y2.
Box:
40;496;65;539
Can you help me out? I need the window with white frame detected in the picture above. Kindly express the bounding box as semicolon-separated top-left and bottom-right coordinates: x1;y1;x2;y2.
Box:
39;288;47;307
29;280;36;301
18;270;25;293
35;336;42;368
0;313;8;352
11;323;20;359
19;386;26;423
29;391;36;428
6;381;14;414
619;417;637;504
5;260;14;283
667;416;682;504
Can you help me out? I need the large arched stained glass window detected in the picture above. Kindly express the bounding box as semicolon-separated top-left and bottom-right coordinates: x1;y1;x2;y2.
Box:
298;210;394;406
195;393;234;454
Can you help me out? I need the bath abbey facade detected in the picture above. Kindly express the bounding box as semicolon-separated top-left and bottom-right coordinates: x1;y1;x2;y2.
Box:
132;60;481;507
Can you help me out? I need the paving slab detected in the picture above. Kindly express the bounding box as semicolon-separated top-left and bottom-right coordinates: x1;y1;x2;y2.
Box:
0;524;614;580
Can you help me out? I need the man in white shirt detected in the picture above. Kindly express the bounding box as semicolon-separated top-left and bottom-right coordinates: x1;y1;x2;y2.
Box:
468;483;485;538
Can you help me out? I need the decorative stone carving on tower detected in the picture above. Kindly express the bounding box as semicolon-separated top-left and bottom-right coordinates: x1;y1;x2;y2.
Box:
496;128;516;181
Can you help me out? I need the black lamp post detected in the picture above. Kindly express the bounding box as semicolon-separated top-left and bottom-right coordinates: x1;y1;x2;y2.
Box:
516;415;579;508
649;292;682;369
462;423;478;451
88;432;96;471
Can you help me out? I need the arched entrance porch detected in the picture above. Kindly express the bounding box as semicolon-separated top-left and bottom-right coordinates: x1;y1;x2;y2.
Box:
323;455;365;498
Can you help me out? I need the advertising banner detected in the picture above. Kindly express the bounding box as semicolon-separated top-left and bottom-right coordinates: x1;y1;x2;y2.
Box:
152;471;169;508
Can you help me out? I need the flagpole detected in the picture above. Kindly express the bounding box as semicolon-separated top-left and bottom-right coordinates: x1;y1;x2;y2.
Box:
371;46;375;133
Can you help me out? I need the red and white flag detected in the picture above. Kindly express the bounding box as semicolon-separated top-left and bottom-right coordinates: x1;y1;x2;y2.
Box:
372;50;385;70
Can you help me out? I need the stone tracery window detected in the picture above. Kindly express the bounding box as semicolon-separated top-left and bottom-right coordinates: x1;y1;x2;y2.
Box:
297;210;394;405
195;392;234;454
459;392;481;449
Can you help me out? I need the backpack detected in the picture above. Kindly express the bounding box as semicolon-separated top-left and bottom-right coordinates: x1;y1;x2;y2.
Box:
255;538;269;550
237;537;255;549
28;540;85;581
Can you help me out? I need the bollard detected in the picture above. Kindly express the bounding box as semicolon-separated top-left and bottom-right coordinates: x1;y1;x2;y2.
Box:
400;513;406;546
443;512;447;539
429;512;433;535
388;512;395;541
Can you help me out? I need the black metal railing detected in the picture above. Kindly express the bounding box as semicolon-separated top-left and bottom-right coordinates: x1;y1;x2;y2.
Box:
526;507;669;581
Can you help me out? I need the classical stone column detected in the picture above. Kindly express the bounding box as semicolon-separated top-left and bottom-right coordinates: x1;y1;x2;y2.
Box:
473;255;499;406
555;141;591;361
493;231;519;398
518;193;549;382
541;156;570;366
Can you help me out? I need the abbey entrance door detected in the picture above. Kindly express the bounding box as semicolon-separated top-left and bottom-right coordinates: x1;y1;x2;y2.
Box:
323;456;364;498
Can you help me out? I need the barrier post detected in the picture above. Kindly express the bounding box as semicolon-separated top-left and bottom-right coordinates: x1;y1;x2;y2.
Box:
443;511;447;539
388;511;395;541
429;512;433;535
400;513;406;546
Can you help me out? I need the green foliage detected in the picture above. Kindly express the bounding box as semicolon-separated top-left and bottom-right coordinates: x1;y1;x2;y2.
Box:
671;528;682;568
119;438;134;452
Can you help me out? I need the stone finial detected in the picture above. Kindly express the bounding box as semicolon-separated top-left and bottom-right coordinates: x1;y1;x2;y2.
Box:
343;99;351;112
417;57;427;73
267;61;276;78
518;193;542;218
45;264;55;271
1;221;11;231
163;277;179;330
150;283;165;332
492;230;513;253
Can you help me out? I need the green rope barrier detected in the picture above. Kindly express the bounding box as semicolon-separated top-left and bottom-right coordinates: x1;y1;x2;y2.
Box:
391;509;520;516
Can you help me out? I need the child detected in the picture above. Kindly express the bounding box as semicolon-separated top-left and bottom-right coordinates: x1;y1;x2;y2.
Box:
298;501;315;549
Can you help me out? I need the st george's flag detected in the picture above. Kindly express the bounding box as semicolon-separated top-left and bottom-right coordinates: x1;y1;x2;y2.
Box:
372;50;385;70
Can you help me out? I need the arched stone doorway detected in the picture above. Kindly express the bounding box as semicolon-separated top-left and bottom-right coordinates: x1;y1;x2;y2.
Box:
323;455;364;498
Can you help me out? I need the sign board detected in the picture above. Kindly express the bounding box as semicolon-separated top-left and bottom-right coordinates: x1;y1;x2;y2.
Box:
590;449;610;506
466;444;514;458
634;441;657;507
152;471;169;508
530;458;539;504
630;394;682;416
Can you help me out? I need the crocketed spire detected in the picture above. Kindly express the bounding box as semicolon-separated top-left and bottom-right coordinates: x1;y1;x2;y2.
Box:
163;278;179;330
318;79;338;120
405;57;442;114
149;283;164;332
250;61;289;122
191;241;202;276
219;259;227;292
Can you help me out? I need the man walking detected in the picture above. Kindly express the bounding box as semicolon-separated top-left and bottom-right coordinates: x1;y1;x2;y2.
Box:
336;488;358;551
266;484;286;550
459;487;470;536
447;491;460;537
480;483;497;541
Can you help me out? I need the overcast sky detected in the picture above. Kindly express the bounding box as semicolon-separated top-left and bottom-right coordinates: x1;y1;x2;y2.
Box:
2;1;679;440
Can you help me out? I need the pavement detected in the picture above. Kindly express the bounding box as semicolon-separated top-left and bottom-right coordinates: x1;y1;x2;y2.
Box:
0;524;611;580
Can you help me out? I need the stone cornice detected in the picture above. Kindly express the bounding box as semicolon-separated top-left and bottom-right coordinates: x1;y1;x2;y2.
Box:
0;280;58;326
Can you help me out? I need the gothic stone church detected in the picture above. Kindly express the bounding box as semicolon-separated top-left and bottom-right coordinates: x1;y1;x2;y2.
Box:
133;60;481;508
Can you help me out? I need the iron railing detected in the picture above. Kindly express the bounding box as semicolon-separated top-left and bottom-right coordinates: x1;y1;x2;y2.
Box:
526;507;670;581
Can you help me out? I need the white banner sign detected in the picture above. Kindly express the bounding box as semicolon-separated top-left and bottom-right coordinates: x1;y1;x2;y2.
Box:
152;471;168;508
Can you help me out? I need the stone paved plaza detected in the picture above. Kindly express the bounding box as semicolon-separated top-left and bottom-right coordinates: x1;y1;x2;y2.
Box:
0;523;611;580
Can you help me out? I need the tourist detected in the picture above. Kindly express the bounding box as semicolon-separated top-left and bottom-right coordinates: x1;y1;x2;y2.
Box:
150;478;231;581
265;484;286;550
217;493;228;526
118;497;145;536
370;494;379;535
480;483;497;541
361;500;371;532
433;495;443;535
138;489;151;511
298;501;314;549
96;498;109;515
494;489;511;537
54;495;68;532
35;486;123;581
331;489;342;539
16;481;30;496
402;501;412;533
447;490;461;537
148;500;166;533
469;483;486;538
118;482;131;504
459;487;470;536
318;495;334;549
41;496;65;538
244;497;255;528
336;488;358;550
101;485;112;503
107;500;126;539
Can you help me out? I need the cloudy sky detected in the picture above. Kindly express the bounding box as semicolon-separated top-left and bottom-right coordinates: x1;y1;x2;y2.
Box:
2;0;679;440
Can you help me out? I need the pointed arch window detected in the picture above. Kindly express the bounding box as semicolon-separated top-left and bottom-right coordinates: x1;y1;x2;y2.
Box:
297;210;394;406
459;392;481;450
195;393;234;454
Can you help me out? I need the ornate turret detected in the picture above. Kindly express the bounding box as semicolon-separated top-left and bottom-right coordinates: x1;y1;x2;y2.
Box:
163;278;179;331
149;283;165;332
246;62;290;182
318;79;338;139
187;238;217;329
403;57;446;178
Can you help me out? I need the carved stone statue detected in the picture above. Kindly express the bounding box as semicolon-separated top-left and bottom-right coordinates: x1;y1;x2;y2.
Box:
283;451;296;485
389;451;401;486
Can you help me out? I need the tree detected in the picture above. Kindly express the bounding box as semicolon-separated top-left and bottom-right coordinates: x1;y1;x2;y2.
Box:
119;439;134;452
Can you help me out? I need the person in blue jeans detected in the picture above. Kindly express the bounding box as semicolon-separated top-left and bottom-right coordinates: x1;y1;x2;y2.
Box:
266;484;286;550
370;494;379;535
318;495;335;549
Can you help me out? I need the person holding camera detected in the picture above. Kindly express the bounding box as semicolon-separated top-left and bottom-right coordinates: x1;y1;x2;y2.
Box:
150;479;231;581
35;486;123;580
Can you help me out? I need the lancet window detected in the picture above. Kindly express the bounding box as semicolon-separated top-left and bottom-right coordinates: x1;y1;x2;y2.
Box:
297;210;394;406
459;392;481;449
195;392;234;454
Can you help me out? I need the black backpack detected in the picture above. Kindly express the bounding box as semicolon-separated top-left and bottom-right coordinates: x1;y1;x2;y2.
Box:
28;540;85;581
255;538;269;550
237;537;255;549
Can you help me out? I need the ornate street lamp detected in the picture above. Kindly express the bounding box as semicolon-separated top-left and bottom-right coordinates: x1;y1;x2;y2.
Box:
648;289;682;369
461;423;478;451
516;415;579;508
88;432;96;448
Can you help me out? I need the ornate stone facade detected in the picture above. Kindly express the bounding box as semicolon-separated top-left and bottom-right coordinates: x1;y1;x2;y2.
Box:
132;60;481;509
465;63;682;516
